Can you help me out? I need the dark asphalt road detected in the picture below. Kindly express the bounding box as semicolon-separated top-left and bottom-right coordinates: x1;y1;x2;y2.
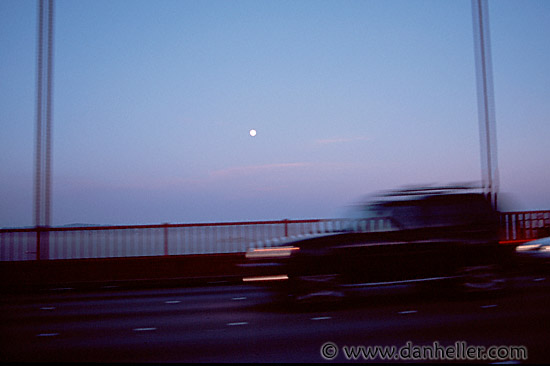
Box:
1;276;549;363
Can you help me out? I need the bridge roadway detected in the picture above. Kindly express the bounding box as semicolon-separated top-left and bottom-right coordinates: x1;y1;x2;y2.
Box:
1;276;549;363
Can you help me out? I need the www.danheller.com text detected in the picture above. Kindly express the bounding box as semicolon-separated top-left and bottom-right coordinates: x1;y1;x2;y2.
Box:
320;341;528;361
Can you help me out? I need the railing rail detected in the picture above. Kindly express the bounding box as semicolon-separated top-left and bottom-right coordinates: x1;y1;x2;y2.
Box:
499;210;550;243
1;211;549;261
0;219;354;261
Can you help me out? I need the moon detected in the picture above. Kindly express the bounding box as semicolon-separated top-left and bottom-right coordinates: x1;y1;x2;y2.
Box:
249;129;257;137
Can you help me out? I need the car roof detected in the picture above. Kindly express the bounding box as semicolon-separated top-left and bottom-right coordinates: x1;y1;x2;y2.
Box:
361;183;486;205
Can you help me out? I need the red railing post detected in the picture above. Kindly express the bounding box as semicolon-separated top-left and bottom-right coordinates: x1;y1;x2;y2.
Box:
36;227;41;261
163;223;169;256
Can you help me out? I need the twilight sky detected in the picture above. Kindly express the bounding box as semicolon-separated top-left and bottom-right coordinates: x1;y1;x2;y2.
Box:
1;0;549;227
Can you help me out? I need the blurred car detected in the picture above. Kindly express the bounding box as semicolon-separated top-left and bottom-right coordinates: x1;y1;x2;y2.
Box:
242;185;514;302
514;236;550;275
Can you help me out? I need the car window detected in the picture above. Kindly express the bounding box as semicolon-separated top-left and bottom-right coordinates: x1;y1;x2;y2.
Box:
353;194;496;230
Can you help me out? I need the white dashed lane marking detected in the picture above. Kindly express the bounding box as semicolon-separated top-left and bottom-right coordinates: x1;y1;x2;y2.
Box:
398;310;417;315
37;333;59;337
311;316;332;321
164;300;181;304
133;327;157;332
227;322;248;326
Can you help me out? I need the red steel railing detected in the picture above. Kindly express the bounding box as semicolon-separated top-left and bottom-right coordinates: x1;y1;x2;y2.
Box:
499;210;550;244
1;211;549;261
0;219;356;261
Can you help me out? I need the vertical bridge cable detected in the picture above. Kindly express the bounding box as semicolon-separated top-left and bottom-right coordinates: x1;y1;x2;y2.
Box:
34;0;55;259
472;0;499;208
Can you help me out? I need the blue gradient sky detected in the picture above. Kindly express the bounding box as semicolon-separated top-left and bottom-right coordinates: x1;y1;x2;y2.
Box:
1;0;549;227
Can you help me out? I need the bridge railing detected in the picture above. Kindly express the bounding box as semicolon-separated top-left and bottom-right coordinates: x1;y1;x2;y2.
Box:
0;219;357;261
499;210;550;243
1;211;549;261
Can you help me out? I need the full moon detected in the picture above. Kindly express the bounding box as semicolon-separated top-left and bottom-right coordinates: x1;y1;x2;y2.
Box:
249;129;257;137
